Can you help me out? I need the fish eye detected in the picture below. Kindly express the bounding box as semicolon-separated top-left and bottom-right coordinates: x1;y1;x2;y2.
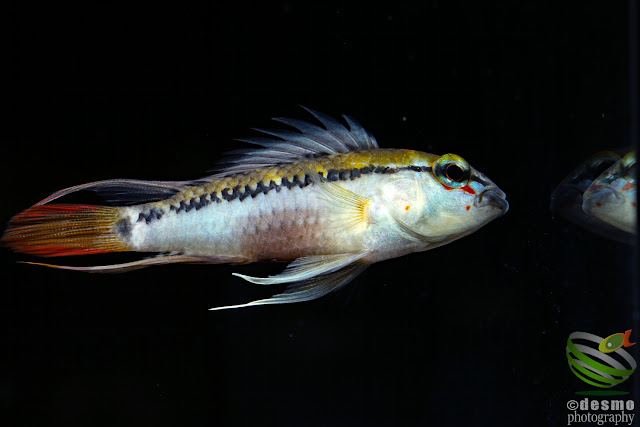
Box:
590;159;618;179
445;164;465;182
434;154;471;188
625;162;637;182
620;152;637;181
588;151;620;176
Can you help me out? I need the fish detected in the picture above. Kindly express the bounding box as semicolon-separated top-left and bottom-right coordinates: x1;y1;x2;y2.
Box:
2;108;509;310
583;151;636;234
551;150;635;243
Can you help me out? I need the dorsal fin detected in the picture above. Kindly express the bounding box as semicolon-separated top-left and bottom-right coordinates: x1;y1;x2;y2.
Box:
209;107;379;177
34;179;195;207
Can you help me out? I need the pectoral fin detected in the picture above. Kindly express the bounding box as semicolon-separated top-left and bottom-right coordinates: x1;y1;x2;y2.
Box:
210;253;369;310
321;182;371;229
301;164;370;230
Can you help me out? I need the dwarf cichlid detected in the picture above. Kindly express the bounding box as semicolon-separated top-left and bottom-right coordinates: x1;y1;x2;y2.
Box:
551;150;636;241
2;108;509;310
583;151;636;234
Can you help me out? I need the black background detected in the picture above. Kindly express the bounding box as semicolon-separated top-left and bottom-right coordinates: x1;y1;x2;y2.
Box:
3;2;639;426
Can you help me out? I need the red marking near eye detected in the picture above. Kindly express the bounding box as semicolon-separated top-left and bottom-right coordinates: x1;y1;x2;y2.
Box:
461;185;476;195
440;184;476;195
632;202;637;207
596;202;603;207
405;206;410;211
466;205;471;211
622;182;636;192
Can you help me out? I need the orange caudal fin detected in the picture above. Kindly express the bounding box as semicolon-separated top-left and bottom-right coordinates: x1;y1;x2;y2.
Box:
1;204;130;257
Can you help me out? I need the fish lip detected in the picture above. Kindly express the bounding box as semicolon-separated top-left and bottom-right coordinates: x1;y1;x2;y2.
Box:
476;187;509;214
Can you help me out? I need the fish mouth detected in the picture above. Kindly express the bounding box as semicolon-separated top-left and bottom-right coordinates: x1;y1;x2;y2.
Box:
475;187;509;214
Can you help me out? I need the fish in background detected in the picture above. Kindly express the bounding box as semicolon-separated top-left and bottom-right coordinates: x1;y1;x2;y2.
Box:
551;150;636;242
2;108;509;310
583;151;636;234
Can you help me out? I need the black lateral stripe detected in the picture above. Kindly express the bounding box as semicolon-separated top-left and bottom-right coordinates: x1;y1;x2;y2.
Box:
327;169;340;181
224;186;241;201
172;164;433;210
293;175;305;188
471;176;489;186
195;198;211;209
374;166;388;173
137;207;166;224
249;184;263;197
141;195;214;222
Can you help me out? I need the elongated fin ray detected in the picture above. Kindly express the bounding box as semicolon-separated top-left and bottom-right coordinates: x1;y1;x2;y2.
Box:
235;138;319;156
35;179;194;206
271;118;351;152
342;115;378;150
232;252;367;285
299;106;363;148
225;148;304;159
210;261;368;310
20;254;248;273
209;107;379;177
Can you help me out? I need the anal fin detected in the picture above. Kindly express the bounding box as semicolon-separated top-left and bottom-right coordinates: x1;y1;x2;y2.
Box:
232;253;366;285
210;253;369;310
22;253;248;273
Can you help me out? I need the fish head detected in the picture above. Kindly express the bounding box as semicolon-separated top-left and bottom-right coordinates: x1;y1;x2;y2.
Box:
384;153;508;245
582;151;637;233
551;150;622;215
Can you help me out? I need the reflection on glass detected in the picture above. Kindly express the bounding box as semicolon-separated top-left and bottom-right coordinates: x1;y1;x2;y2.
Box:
583;151;636;234
551;150;636;242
